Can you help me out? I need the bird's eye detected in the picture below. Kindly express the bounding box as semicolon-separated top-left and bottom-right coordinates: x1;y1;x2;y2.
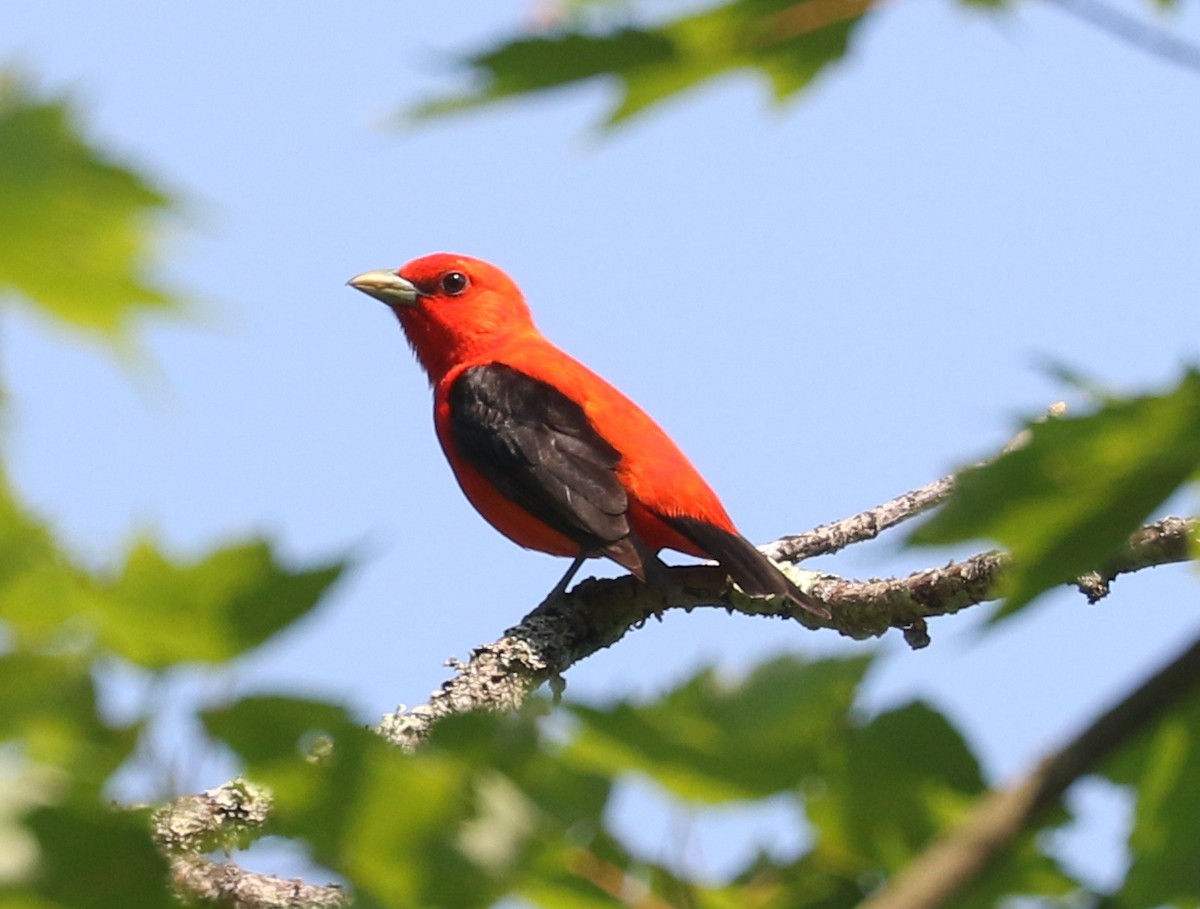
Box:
439;271;469;296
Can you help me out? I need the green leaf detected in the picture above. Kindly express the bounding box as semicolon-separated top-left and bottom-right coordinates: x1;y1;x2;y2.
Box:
726;851;869;909
430;709;612;831
808;701;985;869
610;1;857;124
0;892;61;909
205;694;384;861
203;694;362;767
0;652;134;785
205;696;503;908
96;539;345;667
814;700;1076;905
521;871;635;909
407;0;866;128
912;370;1200;618
567;654;872;802
954;845;1079;909
523;838;739;909
0;72;180;342
207;697;626;908
0;467;343;665
409;28;678;121
0;474;91;649
24;802;173;909
1104;689;1200;908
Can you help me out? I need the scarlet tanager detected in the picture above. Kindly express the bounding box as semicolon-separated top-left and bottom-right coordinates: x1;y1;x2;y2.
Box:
348;254;827;619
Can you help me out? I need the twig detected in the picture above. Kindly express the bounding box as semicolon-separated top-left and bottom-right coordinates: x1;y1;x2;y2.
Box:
1042;0;1200;76
763;474;956;562
857;625;1200;909
767;403;1068;563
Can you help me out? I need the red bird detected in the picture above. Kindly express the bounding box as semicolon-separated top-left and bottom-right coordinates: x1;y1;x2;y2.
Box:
348;254;826;618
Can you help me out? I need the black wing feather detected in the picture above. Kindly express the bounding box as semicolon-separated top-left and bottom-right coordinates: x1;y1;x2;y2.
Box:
666;515;831;619
448;363;630;550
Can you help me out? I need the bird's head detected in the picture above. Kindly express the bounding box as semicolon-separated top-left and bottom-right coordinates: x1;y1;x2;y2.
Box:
348;253;537;383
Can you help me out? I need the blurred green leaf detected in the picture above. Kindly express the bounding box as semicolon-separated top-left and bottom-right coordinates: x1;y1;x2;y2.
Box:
410;29;677;121
612;1;858;123
954;844;1078;909
567;654;872;802
0;653;134;785
522;834;735;909
202;694;361;767
0;465;345;666
0;474;90;649
198;660;1098;908
22;802;172;909
207;697;671;908
204;695;382;888
96;539;345;668
0;72;180;342
725;851;868;909
206;696;503;908
520;873;632;909
519;843;637;909
0;893;61;909
808;701;984;869
409;0;866;128
1104;689;1200;908
912;369;1200;618
431;709;612;832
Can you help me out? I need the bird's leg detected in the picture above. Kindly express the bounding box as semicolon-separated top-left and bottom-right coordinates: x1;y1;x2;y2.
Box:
632;543;684;619
536;552;589;610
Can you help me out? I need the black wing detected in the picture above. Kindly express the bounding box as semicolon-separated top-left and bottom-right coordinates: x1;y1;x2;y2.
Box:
448;363;633;555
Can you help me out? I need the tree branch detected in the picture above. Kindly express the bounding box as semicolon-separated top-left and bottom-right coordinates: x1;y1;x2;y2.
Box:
376;514;1196;748
169;855;348;909
857;624;1200;909
153;779;272;855
154;780;347;909
1075;515;1195;602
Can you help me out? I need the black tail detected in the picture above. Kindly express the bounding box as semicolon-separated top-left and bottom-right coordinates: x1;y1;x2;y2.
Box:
667;516;829;620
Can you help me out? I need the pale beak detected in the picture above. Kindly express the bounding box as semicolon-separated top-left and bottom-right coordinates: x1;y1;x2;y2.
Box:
346;269;420;307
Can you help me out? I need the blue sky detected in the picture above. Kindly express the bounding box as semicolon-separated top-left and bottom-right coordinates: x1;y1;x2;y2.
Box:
5;0;1200;889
